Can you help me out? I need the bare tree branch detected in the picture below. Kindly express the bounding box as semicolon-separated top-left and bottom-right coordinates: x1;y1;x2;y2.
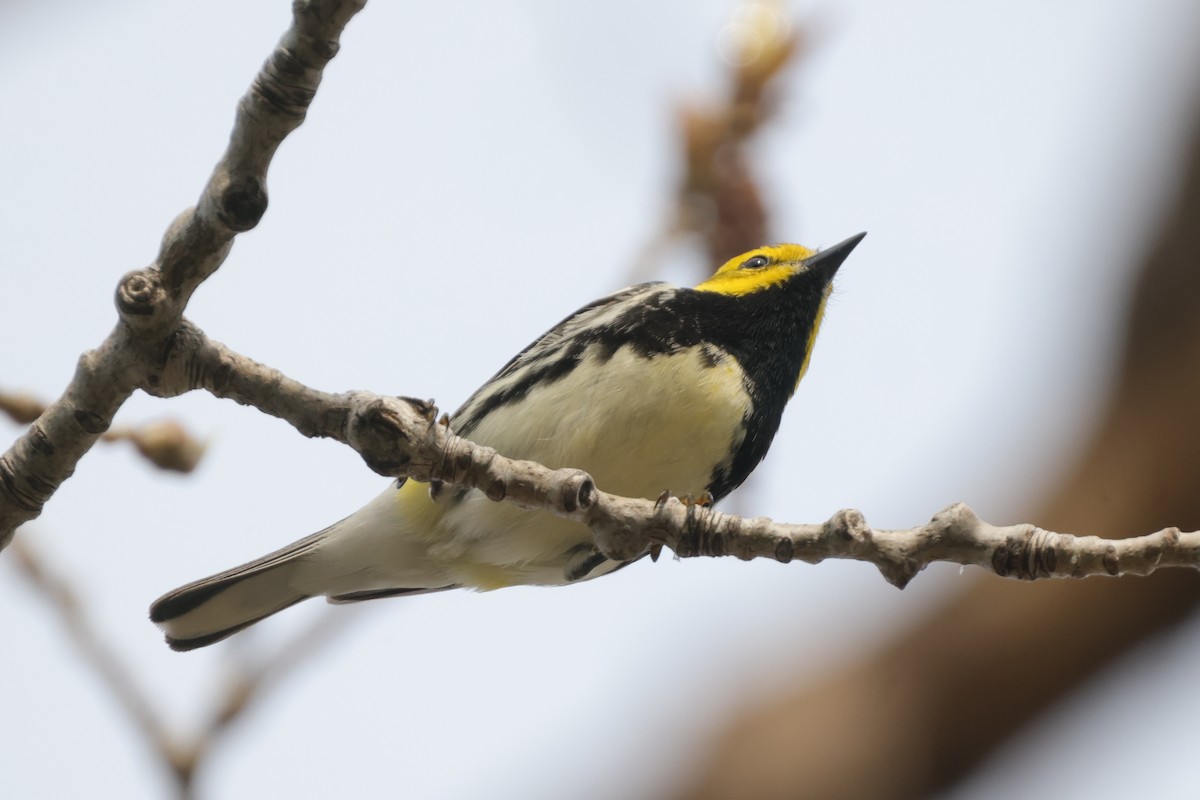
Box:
10;4;1198;799
188;607;351;767
12;537;353;797
3;391;206;474
2;0;1195;594
680;2;802;264
9;540;186;779
629;5;805;285
137;323;1200;585
0;0;366;549
101;421;207;474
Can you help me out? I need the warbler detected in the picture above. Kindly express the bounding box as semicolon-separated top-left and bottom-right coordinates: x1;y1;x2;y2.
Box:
151;234;864;650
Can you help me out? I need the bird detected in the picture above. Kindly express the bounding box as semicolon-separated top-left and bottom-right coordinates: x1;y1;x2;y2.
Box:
150;234;865;650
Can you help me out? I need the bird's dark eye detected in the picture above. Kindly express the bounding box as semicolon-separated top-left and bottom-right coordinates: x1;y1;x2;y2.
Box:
741;255;770;270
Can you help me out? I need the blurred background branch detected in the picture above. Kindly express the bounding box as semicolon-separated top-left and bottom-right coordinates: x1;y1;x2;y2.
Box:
5;392;347;798
671;85;1200;800
5;1;1200;798
12;532;349;800
2;4;806;796
632;0;803;281
0;389;205;474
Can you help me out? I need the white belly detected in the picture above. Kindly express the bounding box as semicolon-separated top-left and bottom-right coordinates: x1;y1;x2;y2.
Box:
436;344;751;585
310;344;753;593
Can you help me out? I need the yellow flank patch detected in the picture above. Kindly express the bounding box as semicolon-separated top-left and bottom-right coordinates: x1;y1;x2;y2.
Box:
395;477;430;507
394;478;445;541
455;563;518;591
695;243;817;296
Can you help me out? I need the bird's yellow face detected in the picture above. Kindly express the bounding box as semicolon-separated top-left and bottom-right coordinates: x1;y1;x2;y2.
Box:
693;244;819;296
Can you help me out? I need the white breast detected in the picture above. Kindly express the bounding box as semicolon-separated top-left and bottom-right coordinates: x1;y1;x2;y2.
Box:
429;343;753;584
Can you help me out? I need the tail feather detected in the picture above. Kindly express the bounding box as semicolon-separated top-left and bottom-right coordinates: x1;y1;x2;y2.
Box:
150;528;328;652
327;585;456;604
151;485;454;650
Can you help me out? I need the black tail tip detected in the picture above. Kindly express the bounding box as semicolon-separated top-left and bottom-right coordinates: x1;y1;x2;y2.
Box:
149;581;226;624
162;622;252;652
155;596;313;652
164;634;212;652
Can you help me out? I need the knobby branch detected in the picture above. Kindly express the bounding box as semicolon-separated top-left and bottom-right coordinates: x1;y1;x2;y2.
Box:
1;0;1197;586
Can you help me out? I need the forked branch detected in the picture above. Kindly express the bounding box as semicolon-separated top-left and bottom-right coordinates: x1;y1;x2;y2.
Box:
0;0;367;549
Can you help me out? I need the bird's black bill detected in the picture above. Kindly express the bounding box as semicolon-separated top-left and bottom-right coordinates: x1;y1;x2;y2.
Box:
805;232;866;282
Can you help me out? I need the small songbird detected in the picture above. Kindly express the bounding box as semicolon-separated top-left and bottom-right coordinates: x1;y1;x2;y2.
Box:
151;234;865;650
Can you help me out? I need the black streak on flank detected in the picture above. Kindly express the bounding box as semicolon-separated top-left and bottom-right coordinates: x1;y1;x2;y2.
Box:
698;344;724;368
450;270;830;502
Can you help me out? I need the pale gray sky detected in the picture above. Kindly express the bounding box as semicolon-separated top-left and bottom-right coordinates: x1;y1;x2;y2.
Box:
3;1;1200;798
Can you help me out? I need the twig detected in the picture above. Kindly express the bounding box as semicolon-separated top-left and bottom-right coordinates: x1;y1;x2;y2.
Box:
193;608;350;760
658;502;1200;587
170;608;351;787
101;421;207;474
12;538;354;796
9;540;187;778
682;0;803;264
627;1;806;285
2;390;206;474
0;390;43;425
